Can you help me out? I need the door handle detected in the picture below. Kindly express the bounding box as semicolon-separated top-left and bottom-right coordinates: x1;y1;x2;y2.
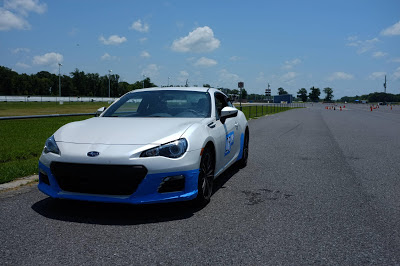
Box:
234;122;239;129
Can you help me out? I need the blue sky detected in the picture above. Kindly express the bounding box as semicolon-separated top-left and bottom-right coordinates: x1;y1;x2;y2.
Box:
1;0;400;98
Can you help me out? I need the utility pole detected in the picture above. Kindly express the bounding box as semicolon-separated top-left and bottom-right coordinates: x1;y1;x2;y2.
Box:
238;82;244;108
383;75;387;93
108;70;112;98
58;63;62;97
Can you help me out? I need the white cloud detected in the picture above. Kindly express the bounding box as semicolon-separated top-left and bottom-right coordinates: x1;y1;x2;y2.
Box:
142;64;159;78
101;53;118;61
218;69;240;84
346;36;379;54
381;20;400;36
368;72;386;80
139;37;148;43
177;70;189;83
230;56;241;61
140;51;150;58
372;51;387;58
12;47;30;53
390;57;400;63
281;72;298;83
99;35;127;45
256;72;266;83
282;58;301;69
15;62;30;68
327;72;354;81
4;0;47;15
0;8;29;30
33;52;63;66
180;70;189;77
194;57;217;67
171;26;220;53
0;0;46;31
130;19;149;33
393;67;400;80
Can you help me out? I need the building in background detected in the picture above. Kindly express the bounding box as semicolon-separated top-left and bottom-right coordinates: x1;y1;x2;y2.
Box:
273;94;293;103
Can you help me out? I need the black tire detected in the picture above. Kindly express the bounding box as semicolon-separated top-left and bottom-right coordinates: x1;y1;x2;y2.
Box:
238;130;249;168
194;146;215;206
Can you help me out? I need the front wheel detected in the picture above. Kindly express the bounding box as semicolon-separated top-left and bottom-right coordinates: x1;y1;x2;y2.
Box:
238;130;249;168
194;146;215;206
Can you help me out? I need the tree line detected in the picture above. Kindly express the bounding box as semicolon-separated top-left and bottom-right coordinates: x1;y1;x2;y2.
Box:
340;92;400;103
2;66;398;102
0;66;156;97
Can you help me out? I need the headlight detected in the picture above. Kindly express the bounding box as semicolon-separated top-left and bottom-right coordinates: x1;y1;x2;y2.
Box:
44;135;60;155
140;139;187;158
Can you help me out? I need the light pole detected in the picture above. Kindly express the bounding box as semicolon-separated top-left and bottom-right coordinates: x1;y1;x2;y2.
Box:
108;70;112;98
58;63;62;97
168;77;170;87
143;75;146;88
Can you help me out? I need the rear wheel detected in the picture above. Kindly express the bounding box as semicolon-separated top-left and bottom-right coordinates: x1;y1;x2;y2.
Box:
194;146;214;206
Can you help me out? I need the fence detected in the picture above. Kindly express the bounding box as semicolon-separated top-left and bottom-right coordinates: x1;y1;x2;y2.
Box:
238;103;305;119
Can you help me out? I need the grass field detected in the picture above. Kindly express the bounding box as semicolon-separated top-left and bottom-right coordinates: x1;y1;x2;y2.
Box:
0;102;299;184
238;104;295;119
0;102;109;117
0;116;91;184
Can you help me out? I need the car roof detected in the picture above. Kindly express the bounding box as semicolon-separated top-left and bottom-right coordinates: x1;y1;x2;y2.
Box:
127;87;221;94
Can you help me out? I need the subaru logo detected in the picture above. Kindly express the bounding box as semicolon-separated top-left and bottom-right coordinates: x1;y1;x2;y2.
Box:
87;151;100;157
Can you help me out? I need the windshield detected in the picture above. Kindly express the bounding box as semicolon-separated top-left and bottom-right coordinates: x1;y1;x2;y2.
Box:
103;90;211;118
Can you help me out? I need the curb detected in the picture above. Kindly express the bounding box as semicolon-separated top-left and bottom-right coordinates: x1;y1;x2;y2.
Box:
0;175;38;192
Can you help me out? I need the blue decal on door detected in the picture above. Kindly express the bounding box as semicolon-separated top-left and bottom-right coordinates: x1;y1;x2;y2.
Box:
225;131;234;156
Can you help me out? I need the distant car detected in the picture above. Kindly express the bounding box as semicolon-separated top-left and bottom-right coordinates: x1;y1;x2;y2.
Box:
38;87;249;205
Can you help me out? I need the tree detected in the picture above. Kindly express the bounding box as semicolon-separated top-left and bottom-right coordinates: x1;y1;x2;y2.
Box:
203;84;211;88
278;87;288;95
0;66;18;95
308;87;321;102
297;88;308;102
323;87;334;102
241;88;248;99
0;65;159;97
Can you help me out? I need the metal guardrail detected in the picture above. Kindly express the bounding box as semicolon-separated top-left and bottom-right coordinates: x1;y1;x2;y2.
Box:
0;113;95;120
0;95;116;102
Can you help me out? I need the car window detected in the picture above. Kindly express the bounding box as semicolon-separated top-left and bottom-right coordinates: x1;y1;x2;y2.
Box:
103;90;211;118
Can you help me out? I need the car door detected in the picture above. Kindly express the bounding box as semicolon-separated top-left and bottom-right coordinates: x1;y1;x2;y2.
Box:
212;92;240;175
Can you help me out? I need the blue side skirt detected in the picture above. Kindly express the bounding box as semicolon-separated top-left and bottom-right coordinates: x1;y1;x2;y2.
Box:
38;161;199;204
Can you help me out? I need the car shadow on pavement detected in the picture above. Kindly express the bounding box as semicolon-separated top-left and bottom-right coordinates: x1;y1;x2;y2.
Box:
31;163;241;226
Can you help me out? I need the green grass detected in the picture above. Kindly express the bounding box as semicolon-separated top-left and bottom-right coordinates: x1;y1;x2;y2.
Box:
0;116;91;184
237;105;298;119
0;101;109;117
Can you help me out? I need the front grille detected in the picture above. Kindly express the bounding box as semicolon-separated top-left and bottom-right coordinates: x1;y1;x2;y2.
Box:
50;162;147;195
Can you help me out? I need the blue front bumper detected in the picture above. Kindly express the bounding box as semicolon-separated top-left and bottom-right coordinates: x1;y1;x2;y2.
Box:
38;161;199;204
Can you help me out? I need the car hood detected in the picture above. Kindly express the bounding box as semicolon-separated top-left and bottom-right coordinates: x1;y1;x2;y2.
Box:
54;117;203;145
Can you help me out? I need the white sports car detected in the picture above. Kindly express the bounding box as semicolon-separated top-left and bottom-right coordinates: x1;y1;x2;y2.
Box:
38;87;249;205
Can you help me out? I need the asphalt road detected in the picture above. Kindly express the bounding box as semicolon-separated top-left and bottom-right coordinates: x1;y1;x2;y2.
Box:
1;103;399;265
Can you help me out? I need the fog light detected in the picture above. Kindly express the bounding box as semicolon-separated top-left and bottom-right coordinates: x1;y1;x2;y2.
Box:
39;170;50;186
158;175;185;193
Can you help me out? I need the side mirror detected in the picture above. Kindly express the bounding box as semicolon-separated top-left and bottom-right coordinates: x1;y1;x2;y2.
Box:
95;107;106;117
220;106;238;124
